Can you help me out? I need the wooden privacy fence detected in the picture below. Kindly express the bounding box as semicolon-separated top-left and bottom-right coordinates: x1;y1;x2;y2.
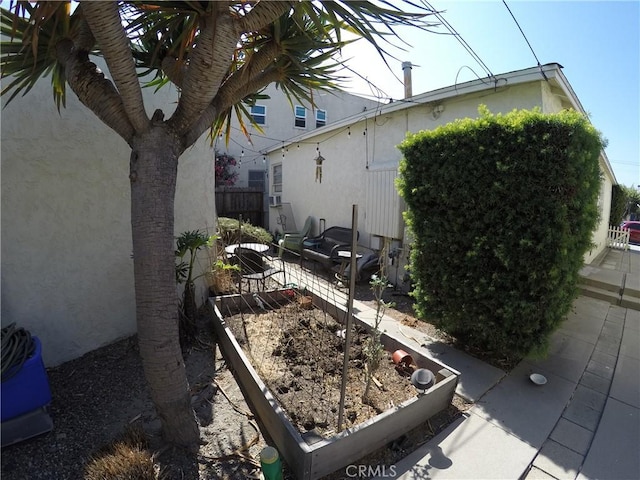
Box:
215;187;265;227
607;226;629;250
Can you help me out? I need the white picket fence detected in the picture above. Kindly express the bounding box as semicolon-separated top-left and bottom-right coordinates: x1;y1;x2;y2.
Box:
607;226;630;250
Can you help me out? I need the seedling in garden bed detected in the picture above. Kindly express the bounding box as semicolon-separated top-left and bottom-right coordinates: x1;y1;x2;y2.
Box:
362;274;395;404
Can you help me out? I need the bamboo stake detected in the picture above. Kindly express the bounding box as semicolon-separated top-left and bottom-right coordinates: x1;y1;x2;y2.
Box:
337;205;359;430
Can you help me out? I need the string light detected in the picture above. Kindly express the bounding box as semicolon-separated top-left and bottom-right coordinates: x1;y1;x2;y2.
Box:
217;111;386;160
221;113;370;153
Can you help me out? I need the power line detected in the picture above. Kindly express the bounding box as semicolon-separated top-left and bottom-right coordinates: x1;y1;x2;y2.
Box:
337;2;497;101
340;64;392;103
502;0;548;81
425;1;496;83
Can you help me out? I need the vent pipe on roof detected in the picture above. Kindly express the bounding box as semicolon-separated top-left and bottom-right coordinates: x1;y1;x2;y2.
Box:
402;61;413;99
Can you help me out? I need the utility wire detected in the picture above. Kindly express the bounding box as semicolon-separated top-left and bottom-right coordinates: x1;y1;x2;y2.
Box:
340;64;391;103
502;0;548;81
215;1;504;154
425;1;496;82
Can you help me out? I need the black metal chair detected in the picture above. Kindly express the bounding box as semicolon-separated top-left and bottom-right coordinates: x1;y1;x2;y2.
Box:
234;247;286;292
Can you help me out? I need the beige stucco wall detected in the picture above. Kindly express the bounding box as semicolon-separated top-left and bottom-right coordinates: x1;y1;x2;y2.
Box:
541;81;566;112
216;84;378;229
275;126;371;239
228;84;379;189
585;162;615;264
1;69;215;366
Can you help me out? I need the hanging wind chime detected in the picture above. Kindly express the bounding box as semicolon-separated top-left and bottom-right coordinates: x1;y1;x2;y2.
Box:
314;144;325;183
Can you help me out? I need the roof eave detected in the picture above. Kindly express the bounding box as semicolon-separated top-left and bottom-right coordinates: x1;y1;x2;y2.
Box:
266;62;617;185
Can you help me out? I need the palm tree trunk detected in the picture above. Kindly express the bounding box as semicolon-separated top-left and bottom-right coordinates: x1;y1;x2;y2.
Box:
130;123;200;447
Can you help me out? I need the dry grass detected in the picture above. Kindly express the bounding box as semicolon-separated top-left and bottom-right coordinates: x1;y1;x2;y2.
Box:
84;424;165;480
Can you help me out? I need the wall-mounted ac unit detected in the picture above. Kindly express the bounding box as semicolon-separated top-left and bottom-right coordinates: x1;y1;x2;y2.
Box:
269;195;282;207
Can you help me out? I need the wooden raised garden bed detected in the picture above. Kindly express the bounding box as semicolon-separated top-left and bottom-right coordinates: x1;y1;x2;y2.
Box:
210;289;459;479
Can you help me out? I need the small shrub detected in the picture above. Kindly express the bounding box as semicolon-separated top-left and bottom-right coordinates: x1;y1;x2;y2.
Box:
216;217;273;245
362;274;393;404
397;106;603;359
205;259;241;295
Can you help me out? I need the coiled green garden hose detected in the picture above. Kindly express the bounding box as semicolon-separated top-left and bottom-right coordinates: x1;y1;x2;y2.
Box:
1;323;35;382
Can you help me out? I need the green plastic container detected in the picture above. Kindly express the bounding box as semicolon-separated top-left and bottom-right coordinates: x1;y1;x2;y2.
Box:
260;446;283;480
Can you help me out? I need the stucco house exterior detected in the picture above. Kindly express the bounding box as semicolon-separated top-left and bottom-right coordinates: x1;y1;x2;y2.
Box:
0;63;379;367
265;63;617;287
215;83;379;226
0;70;216;367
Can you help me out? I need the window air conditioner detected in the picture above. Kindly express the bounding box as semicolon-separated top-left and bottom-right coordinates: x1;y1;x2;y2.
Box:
269;195;282;207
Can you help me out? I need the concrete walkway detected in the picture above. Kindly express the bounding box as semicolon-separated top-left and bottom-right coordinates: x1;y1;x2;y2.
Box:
579;247;640;310
374;248;640;480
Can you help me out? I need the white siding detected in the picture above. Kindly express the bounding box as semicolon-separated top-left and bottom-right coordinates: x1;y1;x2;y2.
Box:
365;169;405;239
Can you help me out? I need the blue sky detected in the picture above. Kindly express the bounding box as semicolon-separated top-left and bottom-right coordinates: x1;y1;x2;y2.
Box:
339;0;639;189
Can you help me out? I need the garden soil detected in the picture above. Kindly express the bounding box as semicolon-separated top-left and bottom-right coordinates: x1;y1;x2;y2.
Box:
225;303;423;437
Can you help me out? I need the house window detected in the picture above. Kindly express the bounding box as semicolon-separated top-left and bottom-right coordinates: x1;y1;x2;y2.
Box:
316;109;327;128
248;170;265;191
272;164;282;193
294;105;306;128
250;105;266;125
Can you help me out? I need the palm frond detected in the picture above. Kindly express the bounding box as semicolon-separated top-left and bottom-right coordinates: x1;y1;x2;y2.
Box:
3;0;437;135
1;2;77;110
202;1;431;141
298;1;438;65
124;1;203;80
208;96;266;147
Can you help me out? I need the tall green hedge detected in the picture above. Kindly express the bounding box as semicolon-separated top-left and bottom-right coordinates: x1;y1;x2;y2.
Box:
609;184;628;226
397;107;603;358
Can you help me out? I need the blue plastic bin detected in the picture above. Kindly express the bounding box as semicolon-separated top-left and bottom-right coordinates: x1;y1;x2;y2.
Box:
1;337;52;422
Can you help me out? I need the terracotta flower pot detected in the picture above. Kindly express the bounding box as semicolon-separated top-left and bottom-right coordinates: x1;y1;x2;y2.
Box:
392;349;414;367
